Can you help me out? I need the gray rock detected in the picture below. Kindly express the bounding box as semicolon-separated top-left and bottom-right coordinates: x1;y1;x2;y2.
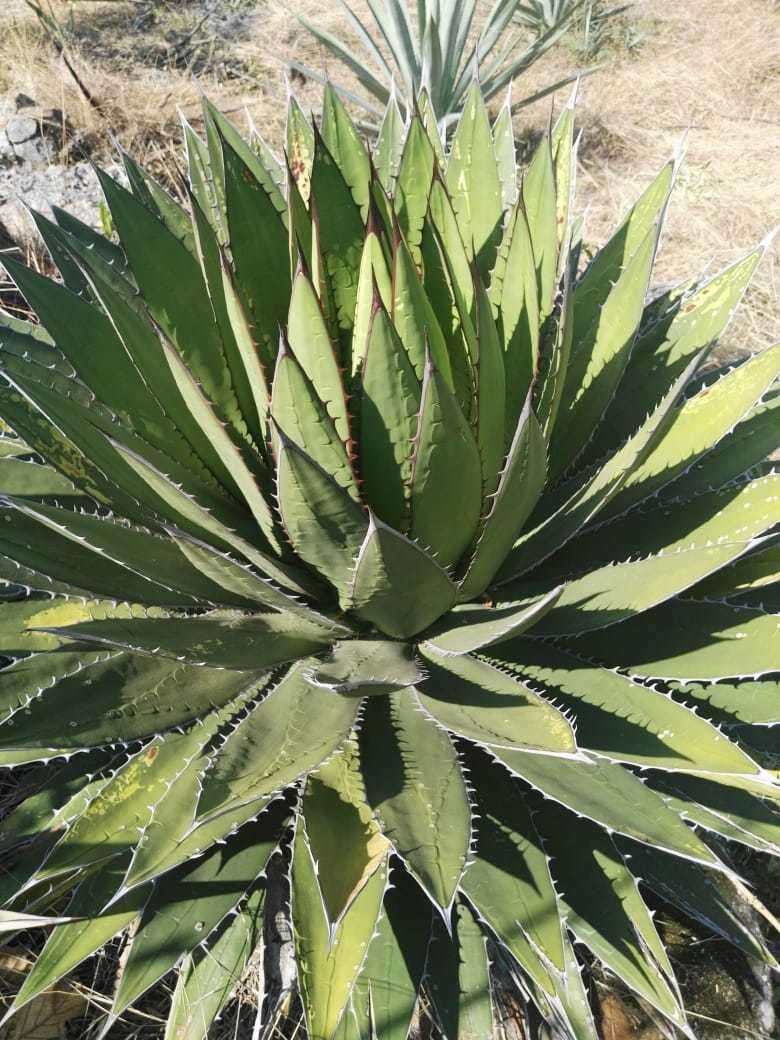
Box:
11;134;52;167
6;115;37;145
0;160;126;250
0;96;15;125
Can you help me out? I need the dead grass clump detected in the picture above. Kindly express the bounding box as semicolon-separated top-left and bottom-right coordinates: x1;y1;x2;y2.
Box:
511;0;780;354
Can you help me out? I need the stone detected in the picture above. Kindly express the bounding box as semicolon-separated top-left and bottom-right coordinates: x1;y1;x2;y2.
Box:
14;93;36;110
5;115;38;145
0;160;126;251
11;135;51;167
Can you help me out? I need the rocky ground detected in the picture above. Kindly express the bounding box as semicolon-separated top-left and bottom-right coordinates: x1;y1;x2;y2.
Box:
0;89;124;251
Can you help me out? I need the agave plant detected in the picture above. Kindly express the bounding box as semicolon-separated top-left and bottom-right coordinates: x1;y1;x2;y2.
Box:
0;83;778;1040
294;0;589;129
515;0;583;31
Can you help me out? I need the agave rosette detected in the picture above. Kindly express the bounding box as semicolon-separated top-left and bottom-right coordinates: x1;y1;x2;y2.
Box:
0;83;778;1039
295;0;589;128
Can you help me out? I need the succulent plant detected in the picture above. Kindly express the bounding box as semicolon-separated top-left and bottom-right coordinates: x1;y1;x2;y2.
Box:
515;0;584;31
0;84;778;1040
293;0;588;130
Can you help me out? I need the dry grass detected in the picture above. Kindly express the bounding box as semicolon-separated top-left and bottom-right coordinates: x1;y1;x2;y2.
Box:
1;0;778;355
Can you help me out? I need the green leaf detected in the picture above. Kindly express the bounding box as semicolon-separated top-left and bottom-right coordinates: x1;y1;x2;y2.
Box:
275;429;368;605
0;651;261;754
673;678;780;726
271;338;358;500
188;192;271;451
374;93;405;193
221;132;291;367
602;338;780;520
647;773;780;855
0;911;76;933
538;806;685;1028
287;95;315;203
676;393;779;498
0;598;160;656
292;819;388;1040
617;839;778;966
417;647;575;753
407;353;482;569
473;275;506;500
198;661;360;818
296;16;391;113
112;815;283;1015
459;753;562;991
521;134;557;318
580;598;780;680
52;204;128;276
391;229;454;386
165;886;266;1040
532;241;576;443
122;150;195;251
459;395;546;600
494;205;540;435
565;159;675;410
395;116;436;262
96;171;246;439
2;254;206;481
508;642;761;776
0;380;120;522
501;351;706;580
307;639;424;696
529;476;780;634
203;97;287;226
548;225;657;480
2;498;259;608
322;83;372;219
0;505;178;606
343;865;430;1040
125;794;278;895
422;587;563;654
350;514;457;638
551;91;576;251
427;900;494;1040
692;539;780;600
11;859;147;1012
183;119;223;245
492;97;517;211
46;612;331;671
39;226;238;490
153;323;282;555
359;304;421;529
490;745;720;867
172;535;346;630
551;932;600;1040
303;744;390;928
359;689;471;910
287;270;352;447
427;177;475;317
112;688;269;891
36;725;219;878
352;229;392;376
589;245;765;459
419;219;473;415
311;127;365;339
445;82;503;280
107;433;317;598
0;750;113;854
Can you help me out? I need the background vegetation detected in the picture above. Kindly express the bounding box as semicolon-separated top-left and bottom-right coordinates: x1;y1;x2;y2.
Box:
1;0;778;356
